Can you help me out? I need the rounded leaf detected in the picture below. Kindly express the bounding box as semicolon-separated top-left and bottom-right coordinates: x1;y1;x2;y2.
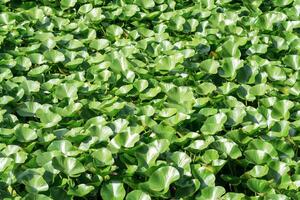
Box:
126;190;151;200
101;181;126;200
44;50;65;63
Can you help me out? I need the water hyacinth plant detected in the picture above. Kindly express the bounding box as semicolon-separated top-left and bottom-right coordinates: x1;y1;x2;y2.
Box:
0;0;300;199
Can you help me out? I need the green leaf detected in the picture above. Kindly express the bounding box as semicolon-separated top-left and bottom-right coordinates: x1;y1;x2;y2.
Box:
201;149;219;164
244;150;272;165
140;166;180;193
199;59;220;74
283;55;299;70
265;65;286;81
245;165;269;178
61;0;77;9
0;157;13;172
89;39;110;50
21;79;40;95
272;100;294;119
109;131;140;152
213;137;242;159
28;53;45;64
272;0;293;6
28;65;49;77
106;25;123;40
86;8;104;21
217;40;241;58
219;58;244;79
222;192;245;200
23;194;53;200
68;184;94;197
268;120;290;137
36;109;62;128
167;151;191;175
200;113;227;135
167;86;195;105
16;57;32;71
0;13;15;25
101;181;126;200
78;4;93;14
175;178;200;198
0;96;14;105
192;165;216;187
134;79;149;92
47;140;78;156
23;175;49;193
226;107;246;126
264;194;289;200
25;7;44;20
155;56;176;71
195;186;225;200
67;39;84;50
44;50;65;63
247;44;268;55
115;85;133;96
92;148;114;167
54;83;78;100
53;156;85;177
126;190;151;200
135;139;170;167
250;83;268;96
15;125;37;142
136;0;155;9
247;178;271;193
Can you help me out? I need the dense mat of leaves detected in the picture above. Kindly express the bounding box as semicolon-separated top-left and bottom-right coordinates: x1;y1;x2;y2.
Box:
0;0;300;199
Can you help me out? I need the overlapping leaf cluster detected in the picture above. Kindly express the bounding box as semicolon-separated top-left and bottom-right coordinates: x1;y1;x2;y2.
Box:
0;0;300;199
